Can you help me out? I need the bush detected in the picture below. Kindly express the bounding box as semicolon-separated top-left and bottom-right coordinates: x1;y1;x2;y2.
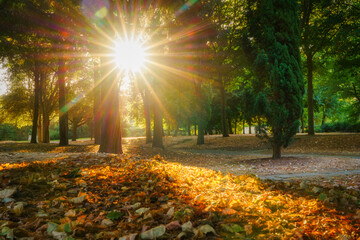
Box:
319;121;360;133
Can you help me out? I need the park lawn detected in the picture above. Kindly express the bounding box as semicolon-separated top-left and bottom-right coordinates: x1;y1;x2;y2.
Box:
0;152;359;239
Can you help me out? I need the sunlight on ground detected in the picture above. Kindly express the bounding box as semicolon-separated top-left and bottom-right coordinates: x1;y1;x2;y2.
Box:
1;153;358;239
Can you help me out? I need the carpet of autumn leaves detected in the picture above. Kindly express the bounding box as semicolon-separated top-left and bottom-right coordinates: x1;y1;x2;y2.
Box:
1;152;360;239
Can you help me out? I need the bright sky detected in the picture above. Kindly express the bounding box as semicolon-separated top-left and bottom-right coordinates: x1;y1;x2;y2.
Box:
0;66;8;96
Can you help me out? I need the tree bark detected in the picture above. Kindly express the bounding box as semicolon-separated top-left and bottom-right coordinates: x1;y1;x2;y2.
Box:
234;119;237;134
243;120;245;134
321;107;326;126
38;113;42;143
248;121;252;134
306;54;315;135
228;117;233;134
42;112;50;143
93;60;101;144
272;143;281;159
58;59;69;146
220;79;229;137
72;122;77;142
195;81;205;145
194;125;197;135
143;88;152;143
152;99;164;148
301;114;305;133
98;57;122;154
31;64;41;143
187;123;191;136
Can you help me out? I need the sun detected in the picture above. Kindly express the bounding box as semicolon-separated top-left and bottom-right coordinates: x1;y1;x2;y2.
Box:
114;38;147;72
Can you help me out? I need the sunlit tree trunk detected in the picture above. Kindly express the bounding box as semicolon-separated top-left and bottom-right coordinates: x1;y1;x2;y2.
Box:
31;63;40;144
152;104;163;148
194;81;205;145
42;112;50;143
98;57;122;154
143;88;152;143
93;60;101;144
58;58;68;146
220;78;229;137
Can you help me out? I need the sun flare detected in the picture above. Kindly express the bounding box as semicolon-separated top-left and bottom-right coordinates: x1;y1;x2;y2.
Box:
114;39;147;72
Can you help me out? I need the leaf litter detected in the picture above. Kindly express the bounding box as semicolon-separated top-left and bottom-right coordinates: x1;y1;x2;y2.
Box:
0;151;360;239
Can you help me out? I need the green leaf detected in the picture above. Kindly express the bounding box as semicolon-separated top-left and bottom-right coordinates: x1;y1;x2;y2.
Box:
107;211;123;220
64;223;72;233
318;193;328;201
47;222;58;234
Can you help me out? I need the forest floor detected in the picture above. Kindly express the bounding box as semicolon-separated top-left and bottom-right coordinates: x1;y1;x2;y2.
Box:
0;133;360;239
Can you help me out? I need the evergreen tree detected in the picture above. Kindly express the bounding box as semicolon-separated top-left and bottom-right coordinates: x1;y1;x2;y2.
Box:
242;0;304;158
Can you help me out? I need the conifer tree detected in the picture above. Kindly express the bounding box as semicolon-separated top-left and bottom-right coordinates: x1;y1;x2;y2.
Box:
242;0;304;158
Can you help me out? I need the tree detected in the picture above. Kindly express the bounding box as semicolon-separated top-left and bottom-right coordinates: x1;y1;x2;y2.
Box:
300;0;359;135
243;0;304;158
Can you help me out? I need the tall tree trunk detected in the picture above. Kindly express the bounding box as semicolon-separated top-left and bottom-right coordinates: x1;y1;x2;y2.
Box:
248;121;252;134
234;119;237;134
301;114;305;133
31;64;40;143
220;79;229;137
58;59;68;146
42;112;50;143
187;123;191;136
93;60;101;144
143;88;152;143
272;143;281;159
194;125;197;135
228;117;233;134
38;113;42;143
152;100;163;148
243;120;245;134
194;81;205;144
306;53;315;135
321;107;326;126
72;121;78;142
99;57;122;154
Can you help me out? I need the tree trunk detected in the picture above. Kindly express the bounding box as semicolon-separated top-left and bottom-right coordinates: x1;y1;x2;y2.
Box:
248;121;252;134
234;119;237;134
194;125;197;135
42;112;50;143
152;99;163;148
187;123;191;136
99;57;122;154
301;114;305;133
93;60;101;144
143;88;152;143
72;121;77;142
58;59;69;146
195;81;205;144
38;113;42;143
243;120;245;134
31;64;40;144
307;54;315;135
220;79;229;137
257;117;261;134
272;143;281;159
321;107;326;126
228;117;233;134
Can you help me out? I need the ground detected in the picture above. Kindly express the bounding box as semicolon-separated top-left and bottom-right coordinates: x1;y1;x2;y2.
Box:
0;133;359;239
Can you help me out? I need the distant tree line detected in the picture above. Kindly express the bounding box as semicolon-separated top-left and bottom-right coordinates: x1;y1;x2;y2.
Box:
0;0;359;158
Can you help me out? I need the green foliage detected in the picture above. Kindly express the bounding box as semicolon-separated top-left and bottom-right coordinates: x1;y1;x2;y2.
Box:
0;124;30;141
242;0;304;156
319;122;360;133
107;211;123;220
